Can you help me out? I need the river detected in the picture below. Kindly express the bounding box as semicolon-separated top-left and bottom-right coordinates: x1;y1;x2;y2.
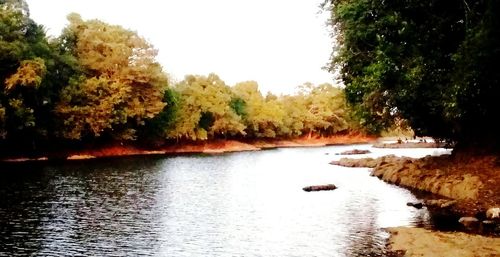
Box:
0;144;450;256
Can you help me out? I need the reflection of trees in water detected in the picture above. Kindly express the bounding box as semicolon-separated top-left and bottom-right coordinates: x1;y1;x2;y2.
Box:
0;163;48;256
45;157;167;255
0;157;166;256
0;148;446;256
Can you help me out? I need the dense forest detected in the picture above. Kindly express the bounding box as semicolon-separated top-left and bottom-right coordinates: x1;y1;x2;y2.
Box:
0;0;357;157
322;0;500;149
9;0;496;157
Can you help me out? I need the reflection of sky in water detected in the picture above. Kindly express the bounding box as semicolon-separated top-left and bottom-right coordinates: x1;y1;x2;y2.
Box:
0;145;449;256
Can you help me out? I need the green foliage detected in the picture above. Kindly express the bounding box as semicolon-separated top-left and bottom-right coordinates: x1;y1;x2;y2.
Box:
280;83;350;137
323;0;500;145
198;112;215;131
137;88;179;145
229;97;247;118
0;0;64;153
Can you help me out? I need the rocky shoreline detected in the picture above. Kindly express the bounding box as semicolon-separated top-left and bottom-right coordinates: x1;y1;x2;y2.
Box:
330;154;499;219
330;153;500;256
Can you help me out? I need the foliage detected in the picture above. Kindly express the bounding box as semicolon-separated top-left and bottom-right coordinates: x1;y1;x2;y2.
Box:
137;88;179;145
0;0;361;156
229;97;246;118
54;14;169;140
0;0;60;152
323;0;500;146
231;81;285;138
281;83;349;137
168;74;246;140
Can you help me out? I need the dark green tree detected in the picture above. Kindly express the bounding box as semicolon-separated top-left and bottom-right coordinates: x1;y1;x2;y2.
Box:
0;0;75;154
323;0;500;147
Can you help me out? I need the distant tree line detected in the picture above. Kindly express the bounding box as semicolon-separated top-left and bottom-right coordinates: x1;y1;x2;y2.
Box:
0;0;356;156
323;0;500;148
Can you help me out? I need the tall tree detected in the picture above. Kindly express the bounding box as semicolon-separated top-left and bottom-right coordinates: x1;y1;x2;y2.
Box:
0;0;65;154
323;0;500;146
55;14;169;140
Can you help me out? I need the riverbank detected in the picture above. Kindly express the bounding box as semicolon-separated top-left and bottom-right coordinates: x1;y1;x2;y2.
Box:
331;153;500;218
331;152;500;256
386;227;500;257
1;133;375;162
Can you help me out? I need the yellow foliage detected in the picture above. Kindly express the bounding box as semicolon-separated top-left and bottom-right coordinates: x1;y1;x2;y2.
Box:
56;76;129;139
168;74;245;140
56;14;168;139
232;81;285;138
4;58;46;92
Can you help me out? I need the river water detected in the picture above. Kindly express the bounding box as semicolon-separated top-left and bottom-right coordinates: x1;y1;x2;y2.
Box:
0;144;450;257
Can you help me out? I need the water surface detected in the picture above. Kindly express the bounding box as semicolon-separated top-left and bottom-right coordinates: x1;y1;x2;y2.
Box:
0;144;450;256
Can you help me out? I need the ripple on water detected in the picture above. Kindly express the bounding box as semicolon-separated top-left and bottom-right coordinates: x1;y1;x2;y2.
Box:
0;145;450;256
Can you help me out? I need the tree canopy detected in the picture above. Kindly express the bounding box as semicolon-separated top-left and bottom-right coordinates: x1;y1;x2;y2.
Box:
0;1;356;157
55;13;169;140
323;0;500;147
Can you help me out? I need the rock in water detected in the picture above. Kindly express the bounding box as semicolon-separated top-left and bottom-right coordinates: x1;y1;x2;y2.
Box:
406;202;424;209
336;149;371;155
424;199;457;209
486;207;500;219
303;184;337;192
459;217;480;230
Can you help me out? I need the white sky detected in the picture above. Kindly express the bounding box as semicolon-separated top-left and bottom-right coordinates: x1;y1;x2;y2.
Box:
26;0;334;94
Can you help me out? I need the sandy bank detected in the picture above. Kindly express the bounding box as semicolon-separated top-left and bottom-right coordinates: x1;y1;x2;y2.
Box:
387;227;500;257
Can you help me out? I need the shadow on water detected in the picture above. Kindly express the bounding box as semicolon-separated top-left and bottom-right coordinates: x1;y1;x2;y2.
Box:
0;146;457;257
0;157;166;256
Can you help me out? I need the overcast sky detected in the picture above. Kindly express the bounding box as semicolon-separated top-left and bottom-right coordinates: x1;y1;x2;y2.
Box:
26;0;334;94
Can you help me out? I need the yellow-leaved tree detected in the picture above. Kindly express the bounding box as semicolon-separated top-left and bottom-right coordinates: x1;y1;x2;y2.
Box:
55;13;168;140
232;81;285;138
168;74;245;140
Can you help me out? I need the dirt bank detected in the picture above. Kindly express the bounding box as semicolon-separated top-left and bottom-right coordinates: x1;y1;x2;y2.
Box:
1;134;375;162
332;153;500;255
331;154;500;217
387;227;500;257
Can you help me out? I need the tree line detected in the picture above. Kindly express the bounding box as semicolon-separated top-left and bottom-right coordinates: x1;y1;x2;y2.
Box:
0;0;355;156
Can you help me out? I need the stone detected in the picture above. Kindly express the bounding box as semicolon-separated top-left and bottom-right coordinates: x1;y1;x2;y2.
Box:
486;207;500;219
303;184;337;192
336;149;371;155
406;202;424;209
458;216;480;229
424;199;457;208
481;220;499;232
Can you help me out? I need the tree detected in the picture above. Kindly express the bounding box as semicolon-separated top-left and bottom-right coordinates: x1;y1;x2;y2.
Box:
55;14;169;140
278;83;349;137
297;83;349;136
168;74;245;140
137;88;179;146
323;0;500;146
232;81;285;138
0;0;63;153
